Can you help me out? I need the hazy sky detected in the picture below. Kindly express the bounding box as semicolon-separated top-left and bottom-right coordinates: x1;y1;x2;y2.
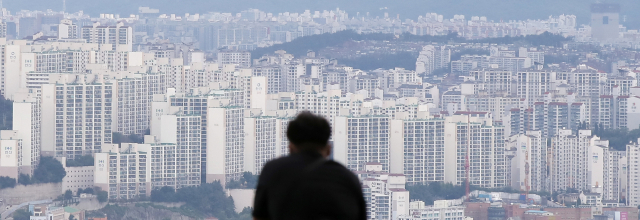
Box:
5;0;639;28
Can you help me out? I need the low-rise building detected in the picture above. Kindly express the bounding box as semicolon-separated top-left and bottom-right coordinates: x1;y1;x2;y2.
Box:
61;160;95;194
399;200;466;220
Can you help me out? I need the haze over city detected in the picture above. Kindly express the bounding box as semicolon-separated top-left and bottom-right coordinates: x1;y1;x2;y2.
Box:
0;0;639;220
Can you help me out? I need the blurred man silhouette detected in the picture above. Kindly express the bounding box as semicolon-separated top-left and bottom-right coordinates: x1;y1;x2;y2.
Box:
253;111;366;220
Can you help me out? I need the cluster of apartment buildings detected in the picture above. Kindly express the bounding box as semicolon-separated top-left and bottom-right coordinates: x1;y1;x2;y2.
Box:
0;2;637;55
0;5;638;220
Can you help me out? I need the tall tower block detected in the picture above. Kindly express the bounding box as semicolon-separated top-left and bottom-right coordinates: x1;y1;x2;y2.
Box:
591;3;620;42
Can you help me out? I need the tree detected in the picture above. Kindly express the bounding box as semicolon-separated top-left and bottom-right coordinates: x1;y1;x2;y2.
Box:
68;214;76;220
77;188;84;196
112;132;125;144
66;155;95;167
33;156;66;183
64;189;73;205
590;127;640;151
64;189;73;199
339;52;418;71
112;132;144;144
0;176;16;189
227;172;259;189
0;94;12;130
242;172;258;189
149;182;239;219
84;187;95;194
97;189;108;203
18;174;31;185
12;208;31;220
577;198;582;206
235;207;253;220
406;182;467;205
150;186;176;202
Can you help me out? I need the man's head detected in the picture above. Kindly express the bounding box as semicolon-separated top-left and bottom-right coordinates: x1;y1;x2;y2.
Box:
287;111;332;157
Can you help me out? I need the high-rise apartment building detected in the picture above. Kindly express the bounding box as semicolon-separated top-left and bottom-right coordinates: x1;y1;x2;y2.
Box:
599;95;628;130
591;3;620;42
41;76;114;159
334;115;391;172
466;94;519;122
58;19;78;39
151;87;244;182
114;72;168;135
515;68;555;106
81;22;133;51
603;150;626;202
0;131;22;179
469;67;512;94
550;130;611;194
155;114;203;187
206;105;244;184
416;45;451;75
509;101;586;137
95;144;151;200
357;163;410;220
627;140;640;207
243;113;290;174
390;118;447;184
507;131;546;192
450;114;507;188
95;133;202;200
217;50;251;68
7;93;41;174
252;65;283;94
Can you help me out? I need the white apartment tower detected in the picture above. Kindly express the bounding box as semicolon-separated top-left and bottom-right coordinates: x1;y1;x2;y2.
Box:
449;115;507;188
58;19;78;39
550;129;612;194
603;150;625;202
41;76;114;159
206;105;245;184
627;140;640;207
416;45;450;75
95;134;202;200
0;131;22;179
11;94;41;174
252;65;283;94
81;22;133;51
333;115;391;172
515;68;555;106
156;114;203;187
469;67;512;94
507;130;546;192
244;114;288;174
590;3;620;42
116;75;149;135
389;118;448;184
94;144;151;200
217;50;251;68
357;163;410;220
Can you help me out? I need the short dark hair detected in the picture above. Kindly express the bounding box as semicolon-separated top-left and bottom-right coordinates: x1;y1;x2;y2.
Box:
287;111;332;150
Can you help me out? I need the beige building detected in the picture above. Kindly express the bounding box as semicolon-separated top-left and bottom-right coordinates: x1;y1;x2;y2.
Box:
61;160;95;194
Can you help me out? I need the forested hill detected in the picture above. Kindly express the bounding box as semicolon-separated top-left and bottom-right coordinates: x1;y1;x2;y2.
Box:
5;0;639;28
250;31;571;71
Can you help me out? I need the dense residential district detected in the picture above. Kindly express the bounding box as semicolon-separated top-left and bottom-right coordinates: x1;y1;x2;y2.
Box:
0;3;640;220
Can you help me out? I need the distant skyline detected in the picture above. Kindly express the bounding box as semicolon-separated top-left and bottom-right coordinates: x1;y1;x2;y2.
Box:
4;0;639;28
